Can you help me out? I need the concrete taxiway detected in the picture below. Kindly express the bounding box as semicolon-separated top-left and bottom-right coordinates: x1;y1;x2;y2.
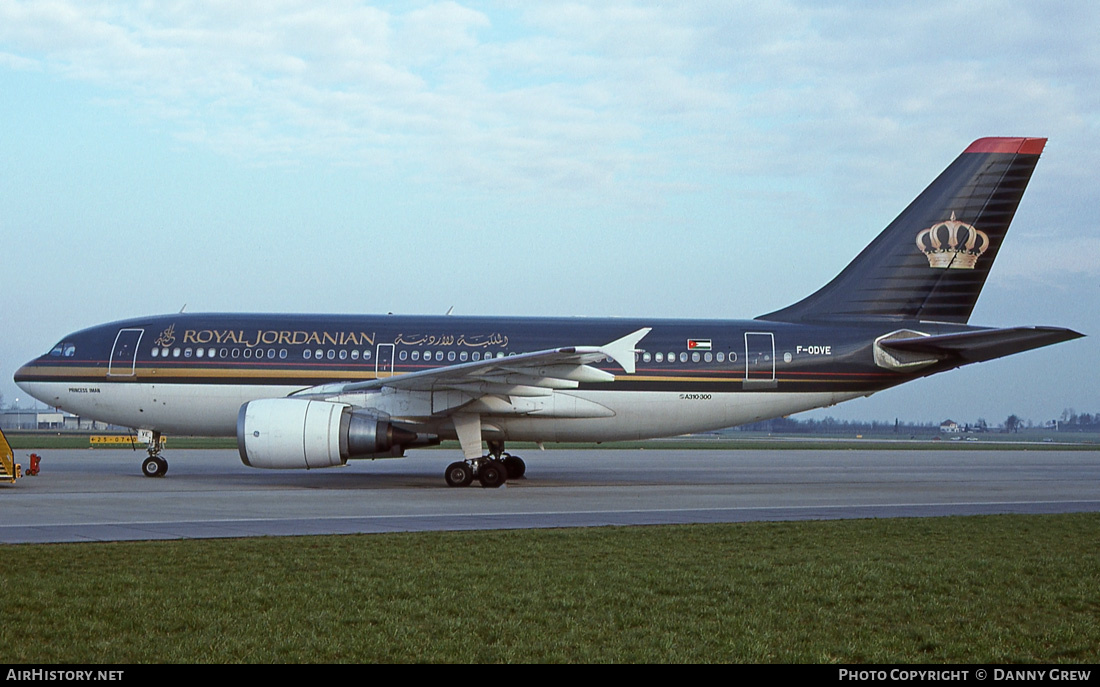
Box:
1;448;1097;543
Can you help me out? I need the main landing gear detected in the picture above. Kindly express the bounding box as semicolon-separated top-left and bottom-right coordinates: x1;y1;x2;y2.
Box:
444;441;526;488
140;431;168;478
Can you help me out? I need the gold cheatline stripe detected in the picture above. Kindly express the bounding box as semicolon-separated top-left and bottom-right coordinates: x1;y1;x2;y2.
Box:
21;366;877;385
21;366;379;381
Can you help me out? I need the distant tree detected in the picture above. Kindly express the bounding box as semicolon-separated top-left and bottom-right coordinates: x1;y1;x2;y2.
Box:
1005;414;1022;433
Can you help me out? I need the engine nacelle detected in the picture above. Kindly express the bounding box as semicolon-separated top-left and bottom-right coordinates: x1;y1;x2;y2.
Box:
237;398;419;469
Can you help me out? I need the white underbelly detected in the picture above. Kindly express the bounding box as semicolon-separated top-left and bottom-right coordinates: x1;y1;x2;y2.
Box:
22;381;867;442
19;381;303;436
488;390;866;442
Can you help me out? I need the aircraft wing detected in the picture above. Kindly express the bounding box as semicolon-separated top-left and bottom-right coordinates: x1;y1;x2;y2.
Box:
291;327;652;398
878;326;1083;365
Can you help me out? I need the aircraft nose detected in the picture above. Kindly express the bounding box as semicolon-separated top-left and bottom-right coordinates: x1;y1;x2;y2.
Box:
14;358;42;396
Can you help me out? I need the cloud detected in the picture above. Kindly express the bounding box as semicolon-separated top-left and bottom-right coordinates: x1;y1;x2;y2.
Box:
0;2;743;195
994;235;1100;285
1;0;1098;207
0;50;38;70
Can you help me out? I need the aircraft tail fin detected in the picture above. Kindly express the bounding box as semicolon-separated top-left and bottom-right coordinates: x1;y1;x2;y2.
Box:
760;137;1047;325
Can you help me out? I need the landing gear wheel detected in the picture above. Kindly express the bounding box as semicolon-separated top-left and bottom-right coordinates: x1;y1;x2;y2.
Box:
445;461;474;487
142;457;167;478
478;460;507;488
502;455;526;479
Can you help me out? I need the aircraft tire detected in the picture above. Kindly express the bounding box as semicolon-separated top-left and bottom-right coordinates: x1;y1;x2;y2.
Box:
142;457;168;478
445;461;473;487
477;461;507;489
503;455;526;479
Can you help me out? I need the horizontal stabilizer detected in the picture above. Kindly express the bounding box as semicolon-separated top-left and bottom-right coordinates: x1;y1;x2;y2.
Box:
878;326;1083;365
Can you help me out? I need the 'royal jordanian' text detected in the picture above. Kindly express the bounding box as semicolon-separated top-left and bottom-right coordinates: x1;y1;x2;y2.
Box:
183;330;376;348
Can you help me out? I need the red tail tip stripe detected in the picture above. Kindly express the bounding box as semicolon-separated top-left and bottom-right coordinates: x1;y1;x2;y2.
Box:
964;137;1047;155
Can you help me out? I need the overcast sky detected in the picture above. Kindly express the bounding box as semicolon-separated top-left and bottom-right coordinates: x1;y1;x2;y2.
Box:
1;1;1097;425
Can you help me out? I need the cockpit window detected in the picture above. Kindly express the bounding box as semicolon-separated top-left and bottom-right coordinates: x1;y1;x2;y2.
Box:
49;342;76;357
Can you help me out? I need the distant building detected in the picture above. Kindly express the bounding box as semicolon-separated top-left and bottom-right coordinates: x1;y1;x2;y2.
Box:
940;420;961;433
0;409;111;431
0;410;39;430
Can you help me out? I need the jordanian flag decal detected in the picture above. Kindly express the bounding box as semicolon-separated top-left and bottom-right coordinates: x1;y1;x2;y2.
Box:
687;339;712;350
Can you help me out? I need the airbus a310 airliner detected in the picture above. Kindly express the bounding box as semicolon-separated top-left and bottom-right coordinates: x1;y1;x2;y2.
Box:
15;137;1083;487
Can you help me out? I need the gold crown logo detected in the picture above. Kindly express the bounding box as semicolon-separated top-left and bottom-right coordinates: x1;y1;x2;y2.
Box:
915;212;990;269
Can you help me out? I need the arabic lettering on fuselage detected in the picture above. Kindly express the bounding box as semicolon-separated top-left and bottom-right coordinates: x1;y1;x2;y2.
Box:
394;332;509;348
153;324;176;348
183;329;377;348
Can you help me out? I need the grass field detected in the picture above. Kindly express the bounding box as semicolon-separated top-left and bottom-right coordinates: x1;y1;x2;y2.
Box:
2;514;1097;663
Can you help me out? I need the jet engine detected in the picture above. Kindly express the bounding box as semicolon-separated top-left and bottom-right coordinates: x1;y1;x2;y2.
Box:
237;398;421;469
